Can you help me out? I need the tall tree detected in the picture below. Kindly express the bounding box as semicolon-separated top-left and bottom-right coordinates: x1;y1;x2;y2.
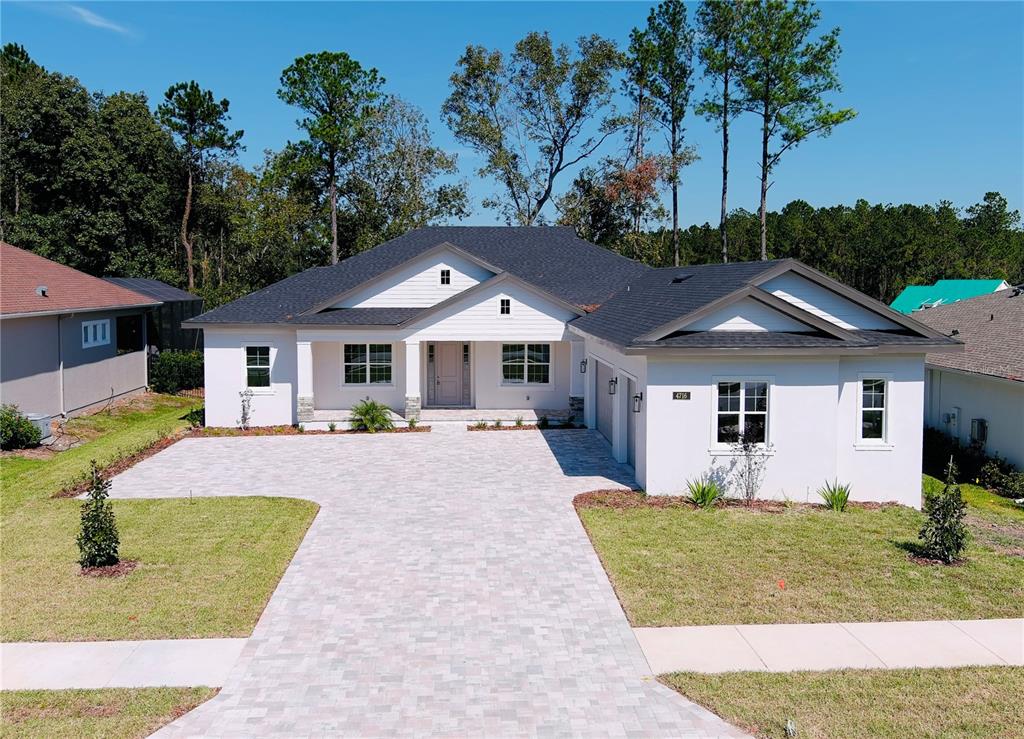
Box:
696;0;746;263
645;0;698;267
278;52;383;264
442;32;622;225
736;0;856;259
157;81;242;288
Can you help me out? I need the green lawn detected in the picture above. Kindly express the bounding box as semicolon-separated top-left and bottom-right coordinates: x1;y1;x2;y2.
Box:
1;394;318;641
0;687;216;739
578;479;1023;626
665;667;1024;739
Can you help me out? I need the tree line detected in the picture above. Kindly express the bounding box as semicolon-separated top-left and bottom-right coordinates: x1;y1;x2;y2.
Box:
1;0;1020;309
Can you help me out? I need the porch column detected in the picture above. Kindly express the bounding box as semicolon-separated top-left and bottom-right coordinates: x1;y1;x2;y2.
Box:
296;340;313;423
569;340;585;421
404;340;421;420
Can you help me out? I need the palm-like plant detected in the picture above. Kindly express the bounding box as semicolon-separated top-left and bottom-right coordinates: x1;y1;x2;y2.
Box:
818;480;852;512
687;475;724;509
349;398;394;433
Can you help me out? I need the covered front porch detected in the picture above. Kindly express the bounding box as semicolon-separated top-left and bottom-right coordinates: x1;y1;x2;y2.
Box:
295;332;586;425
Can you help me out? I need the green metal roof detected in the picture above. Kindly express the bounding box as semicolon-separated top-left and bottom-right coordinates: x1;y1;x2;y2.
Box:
890;279;1008;314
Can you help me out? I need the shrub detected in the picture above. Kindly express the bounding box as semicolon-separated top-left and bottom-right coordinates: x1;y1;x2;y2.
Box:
729;434;773;504
149;350;203;394
237;389;254;430
494;418;503;428
77;461;120;568
297;424;305;433
818;480;852;512
473;419;488;429
183;405;204;429
919;459;969;564
0;404;42;450
327;422;337;432
686;475;724;509
349;398;394;433
406;417;418;430
1000;471;1024;499
515;416;524;427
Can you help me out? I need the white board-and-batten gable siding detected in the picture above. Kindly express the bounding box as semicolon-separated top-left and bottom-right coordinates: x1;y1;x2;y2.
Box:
761;271;900;330
333;249;496;308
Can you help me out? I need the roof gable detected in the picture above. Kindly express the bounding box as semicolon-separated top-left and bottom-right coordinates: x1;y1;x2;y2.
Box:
1;243;158;317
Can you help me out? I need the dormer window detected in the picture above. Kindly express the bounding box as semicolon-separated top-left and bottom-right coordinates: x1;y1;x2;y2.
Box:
499;298;511;316
440;269;451;285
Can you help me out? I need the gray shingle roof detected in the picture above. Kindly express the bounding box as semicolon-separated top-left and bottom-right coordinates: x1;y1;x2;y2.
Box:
103;277;201;302
293;307;426;326
189;226;650;325
572;261;789;345
912;288;1024;381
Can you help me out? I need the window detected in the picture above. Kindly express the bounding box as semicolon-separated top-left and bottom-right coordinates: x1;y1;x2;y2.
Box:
344;343;392;385
502;343;550;384
81;319;110;349
860;378;886;441
246;346;271;388
499;298;511;315
116;315;144;354
716;380;768;444
440;269;451;285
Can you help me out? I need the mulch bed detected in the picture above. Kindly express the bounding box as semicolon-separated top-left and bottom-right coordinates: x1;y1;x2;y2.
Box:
189;425;430;437
80;559;139;578
52;432;186;499
467;424;539;431
573;489;900;513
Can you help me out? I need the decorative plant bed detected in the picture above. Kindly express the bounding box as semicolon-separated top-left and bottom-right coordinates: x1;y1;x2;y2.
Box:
467;421;585;431
53;431;186;498
573;489;897;512
190;425;430;437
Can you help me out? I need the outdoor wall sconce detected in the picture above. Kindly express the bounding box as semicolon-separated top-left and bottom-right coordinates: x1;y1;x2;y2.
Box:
608;377;618;395
632;392;643;413
579;357;588;374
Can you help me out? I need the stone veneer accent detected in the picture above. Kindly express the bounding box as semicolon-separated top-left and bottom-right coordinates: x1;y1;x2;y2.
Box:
569;395;584;421
297;395;314;422
404;395;421;420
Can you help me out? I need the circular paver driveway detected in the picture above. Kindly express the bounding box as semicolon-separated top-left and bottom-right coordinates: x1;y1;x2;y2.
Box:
111;428;744;738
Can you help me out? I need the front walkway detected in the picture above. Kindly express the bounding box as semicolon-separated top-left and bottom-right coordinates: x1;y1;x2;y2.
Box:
636;619;1024;674
0;639;245;690
107;430;744;738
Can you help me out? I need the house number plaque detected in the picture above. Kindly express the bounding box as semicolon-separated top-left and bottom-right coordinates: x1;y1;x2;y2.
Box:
673;391;691;400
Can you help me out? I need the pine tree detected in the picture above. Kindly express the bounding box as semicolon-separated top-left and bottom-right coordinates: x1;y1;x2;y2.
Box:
919;458;968;564
77;461;120;568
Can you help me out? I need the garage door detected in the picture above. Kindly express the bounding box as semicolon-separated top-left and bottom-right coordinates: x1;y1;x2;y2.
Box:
596;360;613;444
626;377;637;467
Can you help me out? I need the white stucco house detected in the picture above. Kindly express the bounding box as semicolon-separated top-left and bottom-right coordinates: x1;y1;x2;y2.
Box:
913;288;1024;468
187;226;961;506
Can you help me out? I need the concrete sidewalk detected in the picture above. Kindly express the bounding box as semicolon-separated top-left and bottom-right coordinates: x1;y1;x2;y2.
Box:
635;618;1024;674
0;638;246;690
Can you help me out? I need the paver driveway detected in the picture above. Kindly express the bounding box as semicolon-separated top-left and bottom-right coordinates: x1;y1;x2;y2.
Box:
110;428;744;738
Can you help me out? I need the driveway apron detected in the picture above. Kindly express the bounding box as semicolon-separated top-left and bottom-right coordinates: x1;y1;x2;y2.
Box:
109;429;745;738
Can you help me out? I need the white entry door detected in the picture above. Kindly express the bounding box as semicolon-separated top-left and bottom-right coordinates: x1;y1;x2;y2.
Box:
435;342;463;406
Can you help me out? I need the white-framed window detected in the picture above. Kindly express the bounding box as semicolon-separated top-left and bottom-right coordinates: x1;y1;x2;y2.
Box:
245;346;271;388
501;343;550;384
858;376;888;443
344;343;392;385
81;319;110;349
714;379;769;445
440;269;451;285
499;298;511;316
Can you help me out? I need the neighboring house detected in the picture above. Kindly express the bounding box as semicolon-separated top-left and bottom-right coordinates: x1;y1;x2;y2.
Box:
913;288;1024;468
187;226;959;506
104;277;204;352
0;243;159;418
891;279;1010;314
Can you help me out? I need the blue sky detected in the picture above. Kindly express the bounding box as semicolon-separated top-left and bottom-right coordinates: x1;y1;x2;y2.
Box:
4;1;1022;226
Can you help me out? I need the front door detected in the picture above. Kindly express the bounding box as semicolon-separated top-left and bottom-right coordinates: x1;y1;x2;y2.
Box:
435;342;463;406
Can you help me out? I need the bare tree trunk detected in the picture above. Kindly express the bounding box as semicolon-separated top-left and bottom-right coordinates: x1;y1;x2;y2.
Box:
181;166;195;290
720;67;730;264
329;171;338;265
759;102;770;261
14;173;19;215
672;120;680;268
218;226;225;287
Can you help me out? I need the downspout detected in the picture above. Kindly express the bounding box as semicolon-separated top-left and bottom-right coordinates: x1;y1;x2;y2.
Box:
57;314;66;416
